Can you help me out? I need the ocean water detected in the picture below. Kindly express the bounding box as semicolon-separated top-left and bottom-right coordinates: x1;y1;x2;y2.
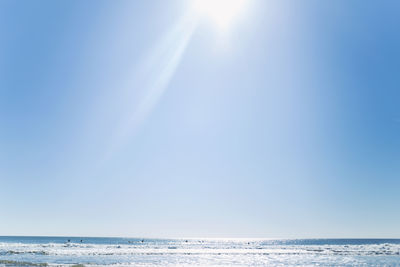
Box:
0;237;400;266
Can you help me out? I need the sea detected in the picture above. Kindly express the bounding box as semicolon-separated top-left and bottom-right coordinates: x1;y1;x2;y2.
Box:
0;237;400;266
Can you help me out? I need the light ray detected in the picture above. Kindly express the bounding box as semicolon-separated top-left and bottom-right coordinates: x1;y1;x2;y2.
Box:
107;14;198;157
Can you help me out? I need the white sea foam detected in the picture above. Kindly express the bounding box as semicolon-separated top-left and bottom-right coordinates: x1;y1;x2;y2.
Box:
1;239;400;266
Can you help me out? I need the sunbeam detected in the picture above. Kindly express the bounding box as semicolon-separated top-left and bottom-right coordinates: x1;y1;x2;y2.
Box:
107;14;199;156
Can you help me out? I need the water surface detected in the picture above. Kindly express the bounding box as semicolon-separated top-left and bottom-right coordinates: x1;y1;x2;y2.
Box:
1;237;400;266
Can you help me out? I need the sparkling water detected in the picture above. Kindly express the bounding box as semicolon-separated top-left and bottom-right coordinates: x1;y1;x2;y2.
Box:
1;237;400;266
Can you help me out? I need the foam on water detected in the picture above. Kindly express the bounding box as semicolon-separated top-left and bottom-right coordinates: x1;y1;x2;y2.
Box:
0;237;400;266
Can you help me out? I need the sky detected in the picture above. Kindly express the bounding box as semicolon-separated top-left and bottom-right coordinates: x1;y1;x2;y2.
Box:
0;0;399;238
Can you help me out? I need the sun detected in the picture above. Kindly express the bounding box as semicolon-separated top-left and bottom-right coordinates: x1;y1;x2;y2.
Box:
193;0;249;30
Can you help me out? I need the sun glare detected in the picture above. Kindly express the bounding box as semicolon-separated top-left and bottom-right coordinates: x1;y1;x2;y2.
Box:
193;0;248;30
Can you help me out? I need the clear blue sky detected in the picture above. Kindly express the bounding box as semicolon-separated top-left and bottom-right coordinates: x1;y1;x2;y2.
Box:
0;0;399;238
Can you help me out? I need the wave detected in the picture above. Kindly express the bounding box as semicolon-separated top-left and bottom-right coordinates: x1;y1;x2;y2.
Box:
1;240;400;266
0;260;89;267
0;259;48;266
1;250;49;256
